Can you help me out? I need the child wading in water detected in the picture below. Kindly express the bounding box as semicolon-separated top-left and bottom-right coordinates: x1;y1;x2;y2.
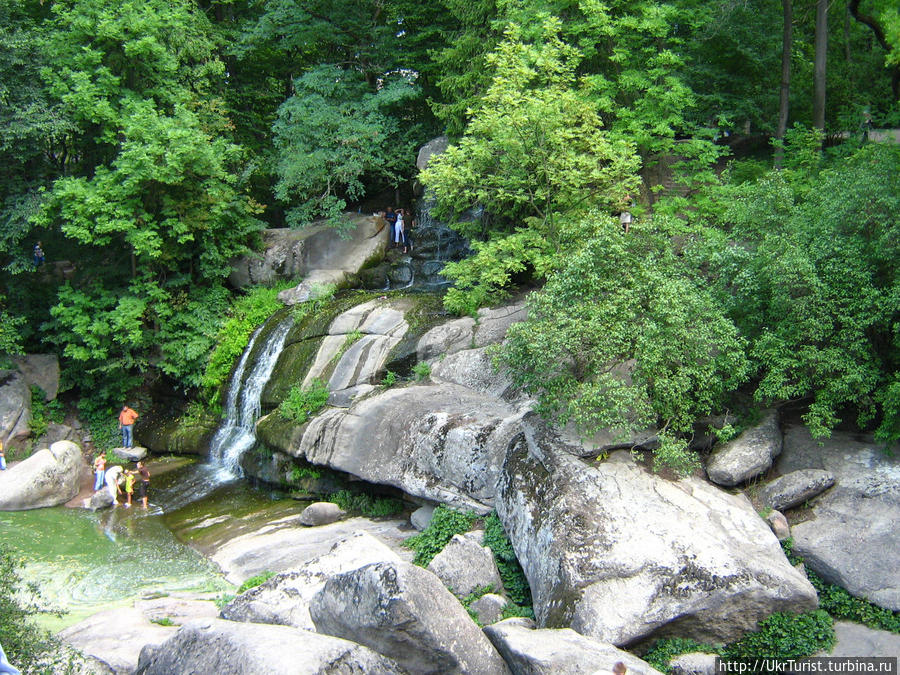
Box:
124;470;135;507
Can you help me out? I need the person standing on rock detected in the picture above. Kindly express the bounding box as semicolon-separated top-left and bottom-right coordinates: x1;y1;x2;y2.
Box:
136;460;150;509
385;207;398;247
92;453;106;491
395;209;406;252
118;404;139;448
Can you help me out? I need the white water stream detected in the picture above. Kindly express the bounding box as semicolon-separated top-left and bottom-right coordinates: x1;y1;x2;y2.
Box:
208;317;293;478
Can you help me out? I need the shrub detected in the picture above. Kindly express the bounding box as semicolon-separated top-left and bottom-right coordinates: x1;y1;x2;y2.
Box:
380;370;397;388
412;362;431;381
721;610;834;658
0;545;66;673
237;571;276;594
201;283;294;401
326;489;404;518
483;512;533;610
404;506;477;567
278;379;329;424
782;539;900;633
27;385;64;439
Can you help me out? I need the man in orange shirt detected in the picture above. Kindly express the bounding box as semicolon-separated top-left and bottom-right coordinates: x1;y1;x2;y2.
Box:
118;404;139;448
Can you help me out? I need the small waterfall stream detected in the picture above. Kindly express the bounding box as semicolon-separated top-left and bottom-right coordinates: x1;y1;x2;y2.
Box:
208;317;293;478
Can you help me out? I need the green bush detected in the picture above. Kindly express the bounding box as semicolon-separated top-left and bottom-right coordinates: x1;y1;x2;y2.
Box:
483;512;534;610
380;370;397;388
27;385;64;439
644;637;716;672
237;571;276;594
782;539;900;632
721;610;834;658
202;283;294;401
278;379;329;424
0;545;65;673
412;362;431;381
326;489;404;518
404;506;477;567
289;464;321;482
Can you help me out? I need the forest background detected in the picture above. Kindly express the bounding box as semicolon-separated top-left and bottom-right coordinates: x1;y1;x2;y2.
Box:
0;0;898;469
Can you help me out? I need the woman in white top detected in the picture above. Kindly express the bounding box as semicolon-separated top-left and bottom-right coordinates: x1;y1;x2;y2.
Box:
395;209;406;252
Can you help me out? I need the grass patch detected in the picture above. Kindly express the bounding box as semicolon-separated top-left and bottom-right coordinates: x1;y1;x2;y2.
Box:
237;571;276;594
278;379;329;424
149;617;176;627
326;489;404;518
483;511;534;614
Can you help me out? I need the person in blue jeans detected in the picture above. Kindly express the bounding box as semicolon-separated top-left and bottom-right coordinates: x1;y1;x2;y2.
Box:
92;454;106;491
118;405;139;448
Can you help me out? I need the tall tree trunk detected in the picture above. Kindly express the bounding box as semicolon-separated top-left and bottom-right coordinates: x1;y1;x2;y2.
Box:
775;0;793;169
813;0;828;132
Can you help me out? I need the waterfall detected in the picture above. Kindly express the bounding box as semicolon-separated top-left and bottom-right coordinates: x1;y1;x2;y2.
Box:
208;317;293;478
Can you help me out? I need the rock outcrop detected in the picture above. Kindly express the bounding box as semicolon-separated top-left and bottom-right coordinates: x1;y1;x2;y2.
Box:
229;214;386;292
417;302;527;363
310;560;510;675
221;532;402;631
261;382;528;513
775;425;900;611
0;370;31;443
427;531;503;598
210;515;412;585
759;469;835;511
483;620;663;675
496;423;818;647
705;409;782;486
12;353;60;401
0;440;85;510
134;618;404;675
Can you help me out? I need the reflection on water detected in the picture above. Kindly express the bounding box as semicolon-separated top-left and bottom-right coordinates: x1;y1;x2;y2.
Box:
0;458;306;630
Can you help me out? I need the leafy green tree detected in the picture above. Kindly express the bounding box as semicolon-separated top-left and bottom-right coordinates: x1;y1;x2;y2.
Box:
703;140;900;441
501;220;749;472
422;22;641;312
273;66;421;229
27;0;263;404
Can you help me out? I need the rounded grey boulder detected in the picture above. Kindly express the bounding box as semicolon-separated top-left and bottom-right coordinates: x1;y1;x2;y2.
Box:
0;440;85;510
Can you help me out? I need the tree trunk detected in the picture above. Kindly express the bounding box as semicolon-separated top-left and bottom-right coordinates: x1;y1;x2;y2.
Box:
775;0;793;169
813;0;828;132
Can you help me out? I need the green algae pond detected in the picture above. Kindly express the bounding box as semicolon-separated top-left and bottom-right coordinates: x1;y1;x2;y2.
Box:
0;457;308;631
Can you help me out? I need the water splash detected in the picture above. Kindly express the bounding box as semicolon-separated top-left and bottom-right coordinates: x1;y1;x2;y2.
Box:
208;317;293;478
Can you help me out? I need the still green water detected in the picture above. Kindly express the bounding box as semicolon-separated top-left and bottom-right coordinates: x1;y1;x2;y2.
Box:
0;458;306;631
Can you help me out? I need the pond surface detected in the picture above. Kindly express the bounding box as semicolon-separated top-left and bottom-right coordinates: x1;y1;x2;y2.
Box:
0;458;307;631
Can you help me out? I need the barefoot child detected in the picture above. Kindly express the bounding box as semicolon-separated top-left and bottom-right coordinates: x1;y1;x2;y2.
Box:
124;469;135;507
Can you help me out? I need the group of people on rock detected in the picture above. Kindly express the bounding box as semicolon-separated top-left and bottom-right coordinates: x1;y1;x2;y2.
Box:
93;453;150;509
376;206;414;253
90;403;149;508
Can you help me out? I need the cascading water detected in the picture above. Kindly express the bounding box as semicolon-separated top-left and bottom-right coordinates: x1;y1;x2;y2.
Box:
208;317;293;479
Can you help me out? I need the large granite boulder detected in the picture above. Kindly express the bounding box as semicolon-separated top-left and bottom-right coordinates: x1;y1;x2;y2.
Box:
705;409;782;486
496;423;818;647
826;621;900;657
416;135;450;170
259;383;529;513
300;298;409;393
310;560;510;675
12;353;60;400
229;214;386;290
759;469;835;511
0;440;85;510
210;515;413;585
221;532;402;631
776;425;900;611
427;532;503;598
34;422;81;448
0;370;31;443
430;346;519;400
417;302;527;362
59;606;178;674
484;620;663;675
134;618;404;675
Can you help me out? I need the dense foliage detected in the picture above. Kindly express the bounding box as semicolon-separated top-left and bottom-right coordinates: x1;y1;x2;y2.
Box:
404;506;477;567
0;0;897;453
